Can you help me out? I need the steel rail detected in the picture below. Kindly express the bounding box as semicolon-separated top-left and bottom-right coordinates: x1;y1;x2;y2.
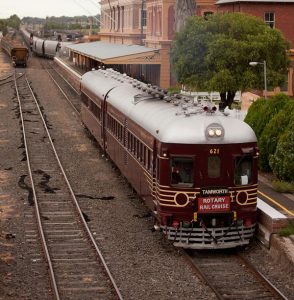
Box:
182;249;288;300
41;60;80;115
15;72;123;300
14;71;61;300
49;62;80;95
181;249;224;300
0;72;14;81
237;253;288;300
44;69;79;115
0;72;24;86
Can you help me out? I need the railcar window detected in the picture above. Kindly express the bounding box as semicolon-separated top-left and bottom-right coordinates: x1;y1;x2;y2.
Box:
142;145;148;168
81;94;88;107
140;143;143;162
234;156;253;185
89;101;100;120
119;125;123;141
128;132;131;150
147;149;152;171
170;157;194;187
134;138;137;155
107;115;112;131
131;134;134;151
137;139;140;159
208;156;221;178
107;115;124;142
125;130;152;169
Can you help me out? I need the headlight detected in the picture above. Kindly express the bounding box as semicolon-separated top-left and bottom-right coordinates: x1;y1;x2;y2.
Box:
215;129;222;136
206;124;224;138
208;129;215;136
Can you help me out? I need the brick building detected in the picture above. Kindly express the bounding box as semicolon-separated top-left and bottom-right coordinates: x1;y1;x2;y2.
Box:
99;0;216;88
216;0;294;47
96;0;294;93
100;0;145;45
217;0;294;96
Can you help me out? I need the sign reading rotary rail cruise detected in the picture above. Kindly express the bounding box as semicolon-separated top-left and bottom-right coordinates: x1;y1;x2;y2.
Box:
197;187;230;213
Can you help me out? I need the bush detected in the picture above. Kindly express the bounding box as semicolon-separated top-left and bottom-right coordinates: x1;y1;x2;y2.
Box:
269;121;294;181
272;180;294;193
258;99;294;171
245;94;290;141
244;98;267;139
279;221;294;237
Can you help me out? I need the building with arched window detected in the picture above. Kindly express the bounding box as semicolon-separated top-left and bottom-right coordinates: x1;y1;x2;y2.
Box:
94;0;294;95
98;0;216;88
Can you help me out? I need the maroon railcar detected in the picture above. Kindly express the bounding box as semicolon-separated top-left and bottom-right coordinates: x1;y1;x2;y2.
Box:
81;69;258;249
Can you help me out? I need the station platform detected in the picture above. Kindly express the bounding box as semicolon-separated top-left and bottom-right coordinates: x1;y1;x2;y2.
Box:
257;174;294;275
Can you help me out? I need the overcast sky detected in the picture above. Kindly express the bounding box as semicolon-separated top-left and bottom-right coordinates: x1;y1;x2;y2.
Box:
0;0;100;19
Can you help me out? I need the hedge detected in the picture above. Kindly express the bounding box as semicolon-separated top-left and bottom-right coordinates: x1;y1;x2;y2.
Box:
258;100;294;171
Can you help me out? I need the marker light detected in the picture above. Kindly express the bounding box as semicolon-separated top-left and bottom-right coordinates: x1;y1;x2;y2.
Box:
215;129;222;136
208;129;215;136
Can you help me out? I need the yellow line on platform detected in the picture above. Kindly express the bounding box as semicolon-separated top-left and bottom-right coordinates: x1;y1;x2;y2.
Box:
258;190;294;217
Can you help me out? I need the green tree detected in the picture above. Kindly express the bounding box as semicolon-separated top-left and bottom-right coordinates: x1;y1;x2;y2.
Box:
7;14;21;29
171;13;290;108
0;19;8;35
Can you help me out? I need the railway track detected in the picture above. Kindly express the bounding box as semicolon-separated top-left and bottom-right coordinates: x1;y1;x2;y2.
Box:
14;71;123;300
0;71;20;86
183;249;288;300
41;59;81;114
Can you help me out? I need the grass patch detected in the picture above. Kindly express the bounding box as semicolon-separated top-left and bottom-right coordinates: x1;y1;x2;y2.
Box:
271;180;294;194
279;221;294;237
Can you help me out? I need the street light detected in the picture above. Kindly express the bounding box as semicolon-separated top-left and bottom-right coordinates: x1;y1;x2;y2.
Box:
249;60;267;99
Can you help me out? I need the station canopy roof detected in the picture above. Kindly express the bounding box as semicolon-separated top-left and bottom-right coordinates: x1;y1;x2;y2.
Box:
66;41;161;65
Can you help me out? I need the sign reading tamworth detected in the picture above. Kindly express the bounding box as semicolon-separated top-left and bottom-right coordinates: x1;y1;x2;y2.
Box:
198;188;230;213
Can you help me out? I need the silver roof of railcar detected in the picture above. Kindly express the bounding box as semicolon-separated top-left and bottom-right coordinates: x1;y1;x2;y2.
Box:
81;70;257;145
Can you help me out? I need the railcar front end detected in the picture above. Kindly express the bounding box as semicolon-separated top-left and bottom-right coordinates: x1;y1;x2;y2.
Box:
152;140;258;249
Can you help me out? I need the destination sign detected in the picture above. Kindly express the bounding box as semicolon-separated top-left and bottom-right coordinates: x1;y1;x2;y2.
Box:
200;187;229;197
198;196;231;213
